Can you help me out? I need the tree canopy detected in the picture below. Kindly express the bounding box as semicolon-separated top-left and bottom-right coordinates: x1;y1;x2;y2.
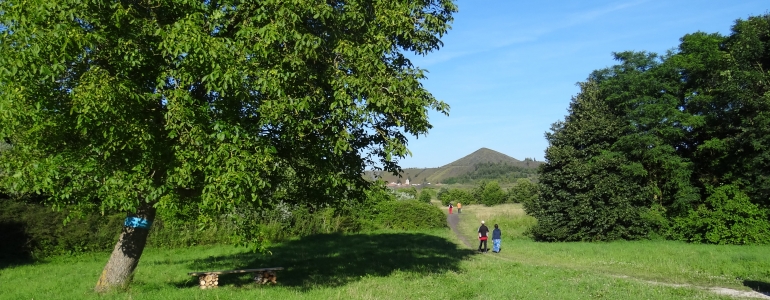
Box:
0;0;457;290
528;14;770;244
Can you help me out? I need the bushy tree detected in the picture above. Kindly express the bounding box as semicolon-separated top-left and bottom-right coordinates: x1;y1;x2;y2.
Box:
402;187;419;199
531;14;770;244
670;185;770;245
0;0;457;291
508;178;537;204
439;188;472;206
480;180;505;206
418;189;433;203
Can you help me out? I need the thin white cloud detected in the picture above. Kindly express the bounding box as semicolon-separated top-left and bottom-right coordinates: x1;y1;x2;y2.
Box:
416;0;649;66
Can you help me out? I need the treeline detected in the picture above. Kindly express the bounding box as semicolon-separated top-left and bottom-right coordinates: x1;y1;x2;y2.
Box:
442;162;538;184
435;179;538;206
526;14;770;244
0;187;445;260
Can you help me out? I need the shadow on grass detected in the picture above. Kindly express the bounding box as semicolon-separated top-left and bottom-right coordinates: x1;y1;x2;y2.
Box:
743;280;770;296
175;232;475;290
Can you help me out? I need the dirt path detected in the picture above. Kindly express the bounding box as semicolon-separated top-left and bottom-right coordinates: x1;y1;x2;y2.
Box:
447;212;473;249
445;209;770;299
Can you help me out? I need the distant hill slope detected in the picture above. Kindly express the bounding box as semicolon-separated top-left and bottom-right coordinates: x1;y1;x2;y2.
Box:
444;148;525;167
366;148;542;185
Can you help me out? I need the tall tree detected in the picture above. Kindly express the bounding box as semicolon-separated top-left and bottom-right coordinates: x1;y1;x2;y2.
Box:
528;79;656;241
675;16;770;206
0;0;456;291
532;14;770;244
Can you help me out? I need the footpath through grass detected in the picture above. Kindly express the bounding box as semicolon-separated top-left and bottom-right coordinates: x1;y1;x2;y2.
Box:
1;205;769;299
457;204;770;294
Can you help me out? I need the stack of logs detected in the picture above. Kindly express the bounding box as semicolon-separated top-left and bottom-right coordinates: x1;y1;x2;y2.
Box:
254;270;278;284
198;274;219;289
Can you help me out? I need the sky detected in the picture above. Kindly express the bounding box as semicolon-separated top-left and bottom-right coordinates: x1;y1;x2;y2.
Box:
396;0;769;168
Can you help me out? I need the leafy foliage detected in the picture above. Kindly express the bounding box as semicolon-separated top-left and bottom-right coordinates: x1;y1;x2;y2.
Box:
0;0;458;280
437;188;473;206
479;180;506;206
418;189;433;203
531;14;770;244
527;80;657;241
508;178;538;204
0;196;234;259
670;185;770;245
442;162;538;184
370;200;446;230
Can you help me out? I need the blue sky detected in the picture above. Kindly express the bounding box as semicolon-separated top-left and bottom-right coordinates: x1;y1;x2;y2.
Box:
397;0;769;168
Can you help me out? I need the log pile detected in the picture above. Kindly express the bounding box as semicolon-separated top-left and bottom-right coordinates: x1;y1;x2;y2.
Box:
254;270;278;284
198;274;219;289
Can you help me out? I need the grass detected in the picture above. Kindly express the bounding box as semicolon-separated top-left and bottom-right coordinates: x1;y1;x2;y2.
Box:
1;205;769;299
458;203;770;291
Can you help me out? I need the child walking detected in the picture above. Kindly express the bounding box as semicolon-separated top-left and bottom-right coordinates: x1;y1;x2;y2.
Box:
492;224;502;253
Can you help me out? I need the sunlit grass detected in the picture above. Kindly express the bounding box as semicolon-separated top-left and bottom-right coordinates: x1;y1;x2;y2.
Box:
457;204;770;290
1;204;768;299
0;228;732;300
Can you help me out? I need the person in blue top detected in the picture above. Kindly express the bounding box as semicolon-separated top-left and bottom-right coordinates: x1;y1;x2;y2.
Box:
492;224;502;253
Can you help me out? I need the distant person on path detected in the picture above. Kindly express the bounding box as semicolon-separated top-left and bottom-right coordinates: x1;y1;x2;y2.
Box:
492;224;502;253
457;202;462;214
448;203;453;214
478;220;489;252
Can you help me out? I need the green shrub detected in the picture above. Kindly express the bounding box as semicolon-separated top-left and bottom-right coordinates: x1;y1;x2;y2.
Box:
670;185;770;245
438;188;473;206
370;200;446;230
418;189;433;203
508;178;538;204
0;197;125;259
481;181;506;206
402;187;418;198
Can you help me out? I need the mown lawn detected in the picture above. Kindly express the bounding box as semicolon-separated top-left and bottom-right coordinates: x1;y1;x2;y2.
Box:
1;205;768;299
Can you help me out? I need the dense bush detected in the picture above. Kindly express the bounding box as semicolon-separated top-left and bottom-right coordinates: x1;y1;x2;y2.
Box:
0;197;122;259
0;196;236;259
438;188;474;206
670;185;770;245
508;178;538;204
1;183;449;259
418;189;433;203
370;200;446;230
480;181;506;206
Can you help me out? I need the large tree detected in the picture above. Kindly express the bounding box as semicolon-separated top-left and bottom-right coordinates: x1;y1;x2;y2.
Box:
0;0;456;291
527;80;656;241
531;14;770;243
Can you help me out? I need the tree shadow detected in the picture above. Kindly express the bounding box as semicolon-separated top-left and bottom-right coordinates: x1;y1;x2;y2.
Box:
176;232;476;290
0;221;34;269
743;280;770;296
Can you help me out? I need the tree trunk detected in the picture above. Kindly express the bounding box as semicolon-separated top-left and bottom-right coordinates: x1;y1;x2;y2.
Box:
94;202;157;292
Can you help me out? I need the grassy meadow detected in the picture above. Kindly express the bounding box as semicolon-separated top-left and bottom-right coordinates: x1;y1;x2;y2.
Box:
1;204;769;299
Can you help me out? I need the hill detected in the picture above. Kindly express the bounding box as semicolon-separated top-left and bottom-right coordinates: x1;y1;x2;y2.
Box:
367;148;542;186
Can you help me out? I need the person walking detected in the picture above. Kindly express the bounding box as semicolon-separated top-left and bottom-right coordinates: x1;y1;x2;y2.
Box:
492;224;502;253
457;202;462;214
478;220;489;252
448;202;453;214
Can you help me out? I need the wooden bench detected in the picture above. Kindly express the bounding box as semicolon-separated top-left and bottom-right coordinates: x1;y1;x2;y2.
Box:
188;267;284;289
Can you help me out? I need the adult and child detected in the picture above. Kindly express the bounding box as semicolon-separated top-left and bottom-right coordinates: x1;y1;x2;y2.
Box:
477;221;501;253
